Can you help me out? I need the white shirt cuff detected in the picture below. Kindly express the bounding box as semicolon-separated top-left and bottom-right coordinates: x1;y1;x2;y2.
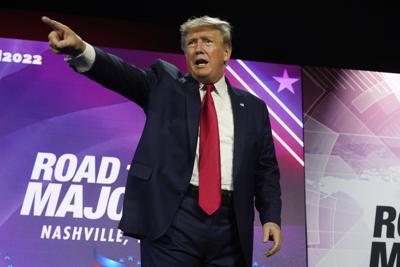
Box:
65;42;96;73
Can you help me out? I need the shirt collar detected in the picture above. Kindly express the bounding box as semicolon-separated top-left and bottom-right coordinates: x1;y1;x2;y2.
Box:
200;75;227;95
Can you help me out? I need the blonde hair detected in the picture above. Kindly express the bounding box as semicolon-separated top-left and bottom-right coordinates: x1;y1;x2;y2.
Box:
180;16;232;50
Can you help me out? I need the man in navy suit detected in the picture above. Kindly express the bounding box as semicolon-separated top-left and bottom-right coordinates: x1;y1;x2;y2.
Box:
43;15;282;267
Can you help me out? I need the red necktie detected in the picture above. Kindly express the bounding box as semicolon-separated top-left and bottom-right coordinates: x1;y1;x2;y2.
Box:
199;84;221;215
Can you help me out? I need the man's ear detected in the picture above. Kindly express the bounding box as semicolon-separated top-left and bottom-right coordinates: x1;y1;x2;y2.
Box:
224;47;232;65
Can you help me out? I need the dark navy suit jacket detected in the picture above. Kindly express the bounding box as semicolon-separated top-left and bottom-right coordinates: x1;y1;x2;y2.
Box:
84;48;281;266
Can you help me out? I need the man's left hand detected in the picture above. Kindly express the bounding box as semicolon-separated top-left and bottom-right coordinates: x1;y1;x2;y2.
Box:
262;222;282;257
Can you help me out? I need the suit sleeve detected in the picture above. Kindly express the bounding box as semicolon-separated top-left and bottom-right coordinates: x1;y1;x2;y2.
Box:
254;102;282;226
82;47;159;109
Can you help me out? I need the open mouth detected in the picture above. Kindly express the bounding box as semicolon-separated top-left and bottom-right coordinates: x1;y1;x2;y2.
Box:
195;59;208;67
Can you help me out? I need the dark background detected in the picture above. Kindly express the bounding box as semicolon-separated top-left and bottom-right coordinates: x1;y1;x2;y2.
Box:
1;2;400;73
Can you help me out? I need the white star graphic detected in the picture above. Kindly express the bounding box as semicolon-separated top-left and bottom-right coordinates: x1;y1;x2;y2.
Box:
273;69;299;94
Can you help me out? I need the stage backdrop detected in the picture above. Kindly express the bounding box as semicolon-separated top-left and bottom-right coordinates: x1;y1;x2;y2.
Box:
304;66;400;266
0;37;306;267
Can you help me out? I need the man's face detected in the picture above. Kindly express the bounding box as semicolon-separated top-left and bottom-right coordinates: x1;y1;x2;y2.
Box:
184;27;232;84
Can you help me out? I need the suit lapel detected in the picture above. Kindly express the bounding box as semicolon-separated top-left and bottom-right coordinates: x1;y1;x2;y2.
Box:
227;80;247;179
179;75;201;156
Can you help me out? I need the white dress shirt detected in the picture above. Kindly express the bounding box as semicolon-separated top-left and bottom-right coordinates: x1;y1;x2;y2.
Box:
190;78;234;191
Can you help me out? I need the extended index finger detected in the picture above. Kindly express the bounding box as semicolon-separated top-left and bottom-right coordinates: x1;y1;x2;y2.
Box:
41;16;68;31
